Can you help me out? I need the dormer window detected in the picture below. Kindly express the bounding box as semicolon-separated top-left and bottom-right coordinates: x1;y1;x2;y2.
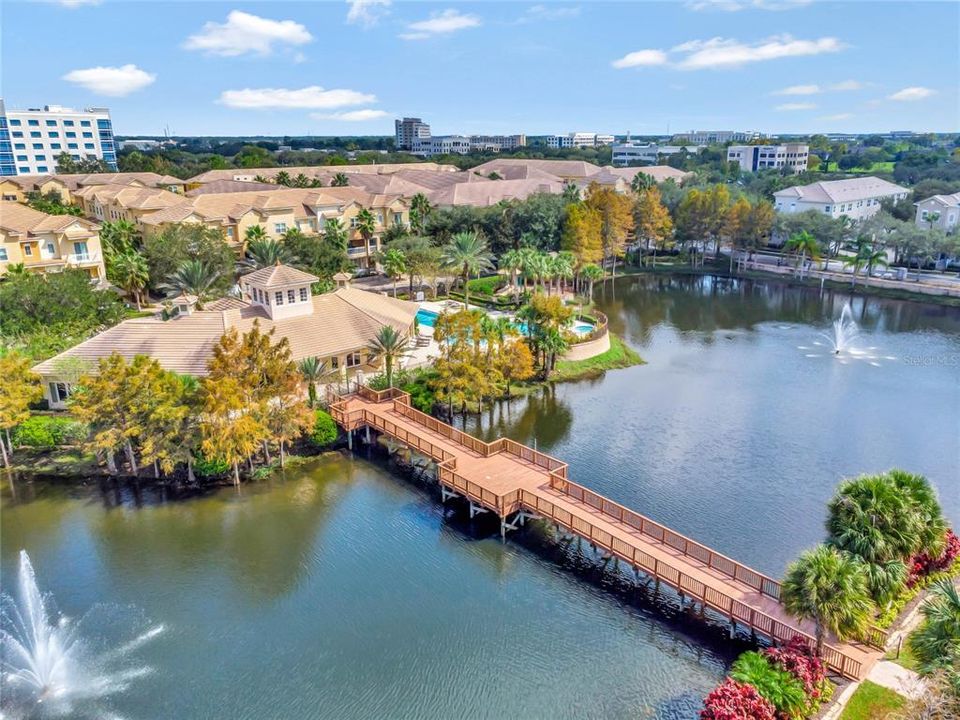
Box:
300;287;308;302
275;291;284;305
288;289;296;304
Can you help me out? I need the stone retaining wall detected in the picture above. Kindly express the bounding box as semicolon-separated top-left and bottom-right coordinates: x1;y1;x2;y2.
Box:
562;328;610;361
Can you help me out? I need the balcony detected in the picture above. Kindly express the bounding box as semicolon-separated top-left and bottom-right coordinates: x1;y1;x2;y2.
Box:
347;245;369;258
66;252;101;265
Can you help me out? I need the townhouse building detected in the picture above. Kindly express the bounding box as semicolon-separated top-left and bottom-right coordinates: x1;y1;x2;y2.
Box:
0;201;105;281
914;192;960;232
773;177;908;221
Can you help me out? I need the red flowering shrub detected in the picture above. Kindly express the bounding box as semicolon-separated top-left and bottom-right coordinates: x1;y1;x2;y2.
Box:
701;678;777;720
908;529;960;586
763;636;825;698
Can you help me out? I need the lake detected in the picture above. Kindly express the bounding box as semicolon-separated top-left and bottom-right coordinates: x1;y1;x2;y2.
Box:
3;274;958;719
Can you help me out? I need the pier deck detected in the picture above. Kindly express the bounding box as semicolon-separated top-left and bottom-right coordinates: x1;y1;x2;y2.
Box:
330;386;883;680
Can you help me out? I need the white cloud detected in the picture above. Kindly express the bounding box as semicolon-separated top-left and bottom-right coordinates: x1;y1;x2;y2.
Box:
775;102;817;110
888;86;936;102
184;10;313;57
611;49;669;68
615;34;844;71
685;0;813;10
346;0;391;27
830;79;862;91
400;9;480;40
774;84;821;95
311;109;390;121
820;113;853;121
675;35;844;69
219;86;376;110
62;64;156;96
518;4;581;22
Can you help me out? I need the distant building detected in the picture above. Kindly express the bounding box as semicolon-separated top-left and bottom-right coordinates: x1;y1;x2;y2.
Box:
412;135;472;156
672;129;763;145
773;176;908;221
727;144;809;174
914;192;960;232
612;142;702;166
547;133;615;149
468;134;526;152
0;201;106;282
1;99;117;176
395;117;431;151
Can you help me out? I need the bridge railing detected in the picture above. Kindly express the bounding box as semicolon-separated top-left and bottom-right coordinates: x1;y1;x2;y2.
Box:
438;460;504;512
548;476;782;601
360;409;455;463
390;400;496;456
518;489;863;680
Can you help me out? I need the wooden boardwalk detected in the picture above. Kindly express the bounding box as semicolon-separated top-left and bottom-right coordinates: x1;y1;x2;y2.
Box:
330;386;883;680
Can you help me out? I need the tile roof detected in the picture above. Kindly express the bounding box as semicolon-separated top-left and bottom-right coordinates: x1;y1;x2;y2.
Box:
594;165;692;183
468;158;602;179
185;180;278;196
0;201;97;235
774;177;908;204
241;263;319;287
186;162;459;184
32;287;419;378
915;192;960;207
6;172;183;192
428;178;565;207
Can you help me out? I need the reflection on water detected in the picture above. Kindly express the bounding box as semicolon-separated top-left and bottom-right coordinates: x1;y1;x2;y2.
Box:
465;275;960;576
2;454;732;720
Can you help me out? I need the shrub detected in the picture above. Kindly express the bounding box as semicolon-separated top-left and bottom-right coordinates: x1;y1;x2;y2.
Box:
701;678;776;720
194;455;230;477
909;529;960;586
730;651;808;719
310;409;339;448
764;636;826;699
466;275;504;296
11;416;88;448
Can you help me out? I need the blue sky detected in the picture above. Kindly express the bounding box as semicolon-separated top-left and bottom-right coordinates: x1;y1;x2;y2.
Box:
4;1;958;137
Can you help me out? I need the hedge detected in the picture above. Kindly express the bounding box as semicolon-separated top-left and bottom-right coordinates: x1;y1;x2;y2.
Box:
12;416;87;448
310;409;339;448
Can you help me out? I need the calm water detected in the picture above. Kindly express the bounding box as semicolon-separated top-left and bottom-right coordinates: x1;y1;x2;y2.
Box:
3;274;959;719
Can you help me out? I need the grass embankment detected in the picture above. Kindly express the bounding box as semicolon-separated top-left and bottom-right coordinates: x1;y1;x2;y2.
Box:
839;681;906;720
886;640;920;672
551;333;644;381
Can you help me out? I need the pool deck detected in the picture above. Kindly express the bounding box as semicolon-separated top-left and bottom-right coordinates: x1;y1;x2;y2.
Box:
331;385;884;681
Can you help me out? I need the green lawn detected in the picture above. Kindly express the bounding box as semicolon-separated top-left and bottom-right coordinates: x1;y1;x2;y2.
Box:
886;638;921;672
839;681;906;720
822;161;895;174
552;333;643;382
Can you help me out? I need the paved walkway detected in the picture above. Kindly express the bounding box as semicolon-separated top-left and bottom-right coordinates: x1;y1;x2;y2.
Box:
867;661;927;700
332;389;884;680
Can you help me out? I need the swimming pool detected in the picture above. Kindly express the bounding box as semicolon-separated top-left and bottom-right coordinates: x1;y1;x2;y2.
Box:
415;309;439;328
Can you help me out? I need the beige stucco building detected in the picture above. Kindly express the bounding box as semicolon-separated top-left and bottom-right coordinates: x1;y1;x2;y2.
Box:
0;201;105;281
32;264;419;409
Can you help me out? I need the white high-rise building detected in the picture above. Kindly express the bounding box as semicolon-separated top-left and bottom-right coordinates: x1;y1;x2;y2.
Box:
1;100;117;176
672;129;764;145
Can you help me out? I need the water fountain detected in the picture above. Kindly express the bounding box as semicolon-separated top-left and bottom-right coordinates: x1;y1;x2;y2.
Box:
797;302;894;366
825;302;859;354
1;550;163;718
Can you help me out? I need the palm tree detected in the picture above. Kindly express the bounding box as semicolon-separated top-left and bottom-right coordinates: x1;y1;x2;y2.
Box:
785;230;821;276
500;249;524;301
581;263;603;299
100;219;140;256
440;232;494;305
163;259;221;308
355;208;377;258
631;171;655;195
298;356;330;407
540;326;569;372
274;171;291;187
409;193;432;235
781;544;873;656
4;263;28;278
908;578;960;675
554;251;576;295
244;237;294;269
110;251;150;310
331;172;349;187
366;326;409;388
382;248;407;297
323;218;348;250
244;224;268;249
292;173;310;188
887;469;948;556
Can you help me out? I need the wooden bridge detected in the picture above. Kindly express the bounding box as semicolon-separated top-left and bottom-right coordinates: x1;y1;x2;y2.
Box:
330;386;884;680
